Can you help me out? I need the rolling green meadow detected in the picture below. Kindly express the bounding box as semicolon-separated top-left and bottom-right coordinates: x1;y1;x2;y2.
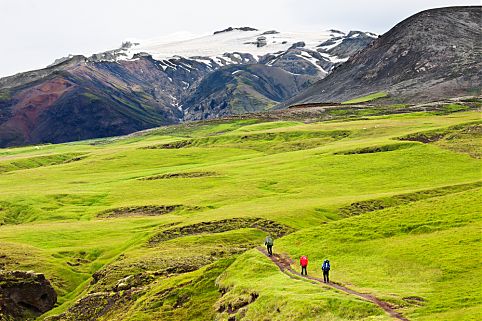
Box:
0;106;481;320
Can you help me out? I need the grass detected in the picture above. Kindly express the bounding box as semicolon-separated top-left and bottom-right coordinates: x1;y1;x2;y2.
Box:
0;108;480;320
216;250;386;321
0;89;11;101
441;104;469;113
341;92;389;104
398;121;481;158
274;188;482;320
0;153;85;174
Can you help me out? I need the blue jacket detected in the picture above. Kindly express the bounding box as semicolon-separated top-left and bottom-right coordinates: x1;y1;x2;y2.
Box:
322;260;330;271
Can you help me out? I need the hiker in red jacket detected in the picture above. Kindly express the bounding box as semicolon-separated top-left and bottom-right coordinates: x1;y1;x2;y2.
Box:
300;255;308;275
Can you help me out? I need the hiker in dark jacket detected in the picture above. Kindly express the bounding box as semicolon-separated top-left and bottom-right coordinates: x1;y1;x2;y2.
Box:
322;259;330;283
264;235;273;256
300;256;308;275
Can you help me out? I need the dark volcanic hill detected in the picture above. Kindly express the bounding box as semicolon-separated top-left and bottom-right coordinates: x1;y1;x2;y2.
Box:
182;64;317;121
284;6;482;106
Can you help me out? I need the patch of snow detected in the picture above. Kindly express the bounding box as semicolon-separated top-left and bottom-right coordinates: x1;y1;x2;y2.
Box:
163;60;177;69
177;64;191;72
266;51;286;66
318;38;344;51
330;56;349;63
191;57;214;68
157;61;168;71
210;56;225;66
296;53;328;75
299;51;313;59
318;52;347;64
222;55;237;65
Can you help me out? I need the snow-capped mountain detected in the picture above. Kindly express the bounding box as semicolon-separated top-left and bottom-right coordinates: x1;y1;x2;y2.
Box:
0;27;377;147
89;28;375;74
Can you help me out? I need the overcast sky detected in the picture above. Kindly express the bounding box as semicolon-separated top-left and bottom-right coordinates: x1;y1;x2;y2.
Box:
0;0;479;77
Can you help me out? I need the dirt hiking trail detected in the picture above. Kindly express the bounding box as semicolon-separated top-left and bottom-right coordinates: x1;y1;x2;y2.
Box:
257;247;409;321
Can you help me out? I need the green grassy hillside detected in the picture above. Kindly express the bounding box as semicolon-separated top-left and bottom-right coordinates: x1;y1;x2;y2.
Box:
0;106;480;320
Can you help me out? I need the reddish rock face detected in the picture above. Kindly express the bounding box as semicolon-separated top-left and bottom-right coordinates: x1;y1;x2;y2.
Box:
8;78;75;140
0;270;57;320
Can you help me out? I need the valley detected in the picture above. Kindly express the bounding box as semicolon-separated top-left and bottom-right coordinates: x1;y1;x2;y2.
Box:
0;102;480;320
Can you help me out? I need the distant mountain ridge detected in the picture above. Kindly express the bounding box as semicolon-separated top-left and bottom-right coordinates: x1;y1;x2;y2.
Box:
0;28;376;147
283;6;482;107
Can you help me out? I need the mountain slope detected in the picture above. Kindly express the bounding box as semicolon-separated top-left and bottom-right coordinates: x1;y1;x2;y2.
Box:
284;6;482;106
0;56;185;147
182;64;318;121
0;29;375;147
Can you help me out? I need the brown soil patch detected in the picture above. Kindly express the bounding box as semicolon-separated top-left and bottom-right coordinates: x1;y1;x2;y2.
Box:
216;290;259;317
45;288;142;321
398;122;481;144
339;181;481;217
139;171;217;180
98;205;185;218
148;218;295;246
335;143;417;155
402;296;425;305
145;140;193;149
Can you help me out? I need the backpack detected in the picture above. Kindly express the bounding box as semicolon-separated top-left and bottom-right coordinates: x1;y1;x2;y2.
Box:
322;260;330;271
265;236;273;246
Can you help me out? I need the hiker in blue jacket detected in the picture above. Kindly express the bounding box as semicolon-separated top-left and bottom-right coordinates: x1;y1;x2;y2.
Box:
322;259;330;283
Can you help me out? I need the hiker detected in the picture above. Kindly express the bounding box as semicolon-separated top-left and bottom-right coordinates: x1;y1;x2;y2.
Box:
322;259;330;283
300;255;308;275
264;235;273;256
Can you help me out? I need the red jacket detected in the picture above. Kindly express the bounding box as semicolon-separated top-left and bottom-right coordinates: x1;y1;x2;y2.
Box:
300;256;308;267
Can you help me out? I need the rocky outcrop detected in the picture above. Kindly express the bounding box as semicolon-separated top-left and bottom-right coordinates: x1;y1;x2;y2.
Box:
256;36;267;48
214;27;258;35
319;31;378;58
0;271;57;320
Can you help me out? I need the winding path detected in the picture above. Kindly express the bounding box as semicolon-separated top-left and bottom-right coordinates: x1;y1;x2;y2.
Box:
257;247;409;321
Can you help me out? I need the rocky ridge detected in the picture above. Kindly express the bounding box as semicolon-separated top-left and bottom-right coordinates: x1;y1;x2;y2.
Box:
0;270;57;321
